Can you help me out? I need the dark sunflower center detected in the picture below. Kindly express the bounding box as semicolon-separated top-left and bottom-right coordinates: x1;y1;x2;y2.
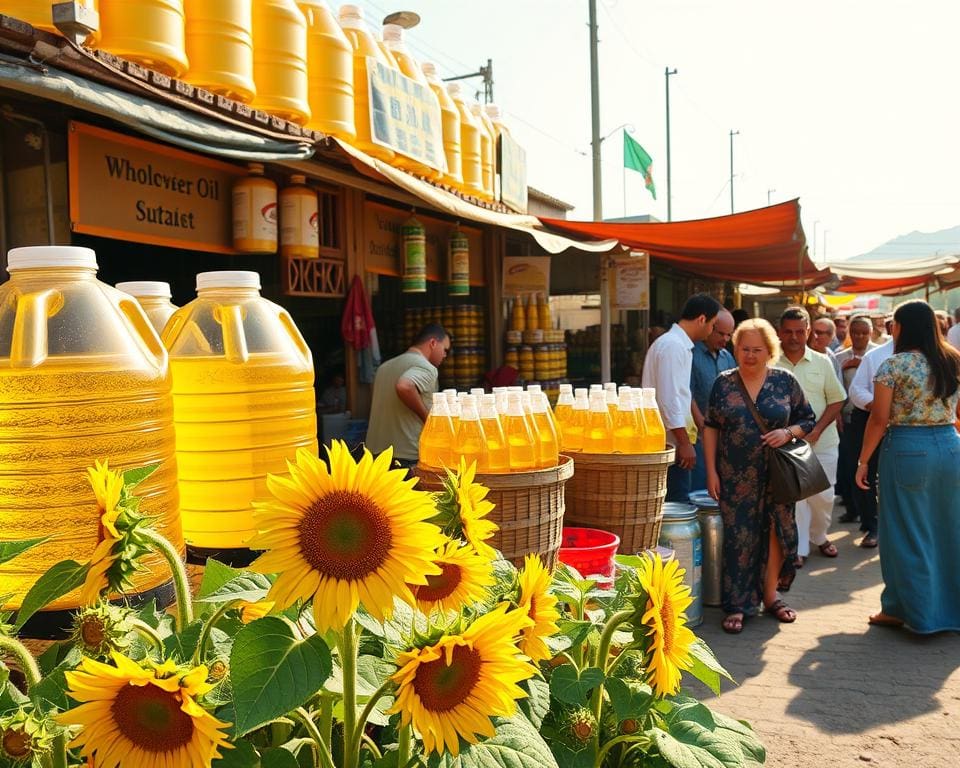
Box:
298;490;392;580
659;597;676;652
111;683;194;752
412;644;482;713
80;616;107;648
1;728;30;759
416;563;463;602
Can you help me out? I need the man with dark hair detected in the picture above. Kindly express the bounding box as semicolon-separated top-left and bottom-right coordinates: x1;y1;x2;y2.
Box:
365;323;450;468
642;292;722;501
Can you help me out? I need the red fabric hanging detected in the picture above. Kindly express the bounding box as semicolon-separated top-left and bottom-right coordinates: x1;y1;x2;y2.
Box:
341;275;376;350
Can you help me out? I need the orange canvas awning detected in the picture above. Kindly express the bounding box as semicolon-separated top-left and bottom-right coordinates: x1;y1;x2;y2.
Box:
837;276;930;295
540;200;829;286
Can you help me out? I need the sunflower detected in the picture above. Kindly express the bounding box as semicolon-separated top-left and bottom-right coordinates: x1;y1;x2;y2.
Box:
516;554;560;663
79;460;124;606
56;653;231;768
413;540;495;615
454;459;499;559
249;442;445;633
238;599;275;624
636;553;696;696
390;603;535;756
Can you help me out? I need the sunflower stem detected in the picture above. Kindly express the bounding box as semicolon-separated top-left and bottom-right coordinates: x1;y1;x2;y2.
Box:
361;732;383;759
318;692;334;753
338;618;360;768
594;734;641;768
0;636;41;689
50;734;68;768
293;707;337;768
140;528;193;630
192;599;242;665
397;724;412;768
129;617;165;652
590;610;634;742
349;679;394;757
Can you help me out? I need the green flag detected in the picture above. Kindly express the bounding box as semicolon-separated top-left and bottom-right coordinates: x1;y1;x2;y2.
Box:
623;132;657;199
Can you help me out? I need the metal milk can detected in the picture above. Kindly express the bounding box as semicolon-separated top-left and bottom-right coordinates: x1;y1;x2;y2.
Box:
689;490;723;607
658;502;703;627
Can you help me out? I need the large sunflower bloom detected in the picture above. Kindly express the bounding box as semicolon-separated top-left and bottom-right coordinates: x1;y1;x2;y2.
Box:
455;459;499;559
390;603;535;756
516;554;560;663
636;553;696;696
413;539;495;615
249;442;445;633
79;460;125;606
55;653;231;768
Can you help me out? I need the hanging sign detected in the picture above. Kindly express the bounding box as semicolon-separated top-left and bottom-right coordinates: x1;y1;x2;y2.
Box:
498;132;528;214
368;58;445;173
448;226;470;296
401;215;427;293
611;252;650;310
503;256;550;298
68;121;244;254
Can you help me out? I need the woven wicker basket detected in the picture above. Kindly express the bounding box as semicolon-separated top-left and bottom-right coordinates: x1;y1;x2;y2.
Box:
414;455;575;569
564;448;676;553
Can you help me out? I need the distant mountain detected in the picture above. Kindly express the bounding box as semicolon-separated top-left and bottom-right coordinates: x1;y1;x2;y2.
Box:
845;225;960;263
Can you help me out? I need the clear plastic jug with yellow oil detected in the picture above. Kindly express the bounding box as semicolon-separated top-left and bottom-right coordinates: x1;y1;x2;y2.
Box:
97;0;188;77
422;61;462;188
639;387;667;452
583;390;613;453
478;393;509;472
183;0;255;103
446;82;484;198
469;102;496;202
0;246;182;624
115;280;178;335
251;0;310;124
418;391;455;470
297;0;356;140
453;393;488;470
162;270;317;562
501;391;536;470
8;0;100;44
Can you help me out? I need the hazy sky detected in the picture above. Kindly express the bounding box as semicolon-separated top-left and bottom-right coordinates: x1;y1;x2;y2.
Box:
350;0;960;264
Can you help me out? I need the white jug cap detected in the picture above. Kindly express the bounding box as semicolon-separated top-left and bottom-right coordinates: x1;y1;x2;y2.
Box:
116;281;172;298
338;4;362;22
421;61;437;77
7;246;97;271
196;271;261;291
382;23;403;43
446;82;462;98
484;104;501;119
469;102;483;116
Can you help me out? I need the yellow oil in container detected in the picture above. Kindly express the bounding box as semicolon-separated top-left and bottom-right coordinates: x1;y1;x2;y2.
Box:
297;0;356;140
419;392;455;470
470;102;495;202
613;388;642;454
338;4;395;163
538;293;552;330
525;293;539;331
454;394;487;469
447;82;484;197
528;392;559;468
7;0;100;43
183;0;255;103
250;0;310;124
510;296;526;332
501;392;535;470
422;61;462;187
162;271;317;559
279;174;319;259
479;394;508;472
0;247;181;616
553;385;573;444
98;0;188;77
563;389;589;452
583;391;613;453
233;163;278;254
115;281;178;335
639;388;667;452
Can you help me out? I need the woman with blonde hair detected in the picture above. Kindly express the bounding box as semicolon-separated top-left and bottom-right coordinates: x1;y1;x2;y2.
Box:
703;318;816;633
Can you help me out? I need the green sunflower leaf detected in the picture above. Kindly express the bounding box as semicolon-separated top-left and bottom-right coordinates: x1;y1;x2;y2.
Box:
653;720;743;768
13;560;87;631
517;677;550;729
212;738;259;768
605;677;654;721
709;712;765;765
548;665;604;706
428;715;559;768
122;463;160;490
230;616;333;737
684;639;735;695
29;646;82;714
261;747;299;768
198;559;245;599
196;573;272;604
0;537;48;567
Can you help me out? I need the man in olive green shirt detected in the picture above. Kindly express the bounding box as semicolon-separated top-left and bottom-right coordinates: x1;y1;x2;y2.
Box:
365;324;450;467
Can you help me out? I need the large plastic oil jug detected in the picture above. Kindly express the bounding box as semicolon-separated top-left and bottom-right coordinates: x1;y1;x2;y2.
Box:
422;61;462;188
251;0;310;125
470;102;496;202
115;281;178;335
337;4;395;163
6;0;100;44
162;270;317;562
447;82;484;198
0;246;182;619
296;0;356;141
97;0;188;78
183;0;255;104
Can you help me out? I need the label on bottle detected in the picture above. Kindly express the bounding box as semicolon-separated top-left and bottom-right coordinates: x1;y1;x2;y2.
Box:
280;189;320;258
449;231;470;296
233;184;277;250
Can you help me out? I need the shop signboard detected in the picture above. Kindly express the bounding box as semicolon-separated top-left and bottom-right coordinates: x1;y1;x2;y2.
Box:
368;59;445;174
498;132;528;214
67;121;244;254
502;256;550;298
611;252;650;310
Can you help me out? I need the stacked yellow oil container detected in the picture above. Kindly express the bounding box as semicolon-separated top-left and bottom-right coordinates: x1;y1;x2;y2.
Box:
404;305;486;390
505;294;566;396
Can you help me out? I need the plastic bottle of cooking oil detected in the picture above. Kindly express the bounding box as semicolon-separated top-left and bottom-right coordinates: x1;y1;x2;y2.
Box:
583;390;614;454
525;293;539;331
447;82;484;197
250;0;310;125
510;295;526;332
419;391;455;470
443;388;461;434
604;382;618;415
527;387;559;468
297;0;356;140
422;61;462;187
183;0;255;103
537;292;552;330
501;391;536;470
0;246;181;616
612;385;643;454
115;281;178;335
97;0;188;77
279;174;319;259
233;163;278;254
520;392;543;465
162;270;317;562
563;388;589;452
469;102;495;202
338;4;395;162
639;387;667;452
454;393;488;470
479;394;509;472
553;383;573;443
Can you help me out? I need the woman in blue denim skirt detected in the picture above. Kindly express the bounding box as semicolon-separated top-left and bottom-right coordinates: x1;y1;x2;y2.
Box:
856;300;960;633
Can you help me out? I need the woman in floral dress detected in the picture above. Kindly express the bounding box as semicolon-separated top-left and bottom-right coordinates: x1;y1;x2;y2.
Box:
856;300;960;633
703;319;816;633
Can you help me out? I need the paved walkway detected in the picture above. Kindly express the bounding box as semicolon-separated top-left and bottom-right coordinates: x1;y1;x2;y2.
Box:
686;516;960;767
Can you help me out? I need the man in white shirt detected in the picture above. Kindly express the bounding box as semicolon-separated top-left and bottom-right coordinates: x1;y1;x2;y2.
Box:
947;308;960;350
642;293;722;502
846;337;895;547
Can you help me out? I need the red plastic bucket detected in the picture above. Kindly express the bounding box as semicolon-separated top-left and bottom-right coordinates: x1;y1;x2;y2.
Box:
558;527;620;585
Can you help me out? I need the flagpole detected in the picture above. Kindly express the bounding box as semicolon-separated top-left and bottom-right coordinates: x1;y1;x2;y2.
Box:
623;161;626;217
665;67;677;221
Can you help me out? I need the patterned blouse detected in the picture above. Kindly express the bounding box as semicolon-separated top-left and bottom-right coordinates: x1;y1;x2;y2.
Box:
874;351;960;425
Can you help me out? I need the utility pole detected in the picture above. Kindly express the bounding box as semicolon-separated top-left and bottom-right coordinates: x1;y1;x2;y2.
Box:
767;188;775;206
665;67;677;221
813;219;820;258
729;130;739;214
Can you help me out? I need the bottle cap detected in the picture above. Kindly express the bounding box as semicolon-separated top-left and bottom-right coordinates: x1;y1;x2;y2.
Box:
421;61;437;77
338;4;363;27
382;23;403;43
446;82;462;98
289;174;307;185
116;281;172;298
484;103;502;119
196;271;261;291
7;246;97;271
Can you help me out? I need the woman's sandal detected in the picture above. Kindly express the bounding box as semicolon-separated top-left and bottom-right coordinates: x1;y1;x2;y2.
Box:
818;541;839;557
868;612;904;628
722;613;744;634
765;599;797;623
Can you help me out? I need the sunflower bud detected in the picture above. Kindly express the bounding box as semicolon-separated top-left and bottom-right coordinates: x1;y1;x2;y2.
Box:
619;718;639;735
562;707;597;744
0;709;57;764
207;658;229;682
71;602;134;658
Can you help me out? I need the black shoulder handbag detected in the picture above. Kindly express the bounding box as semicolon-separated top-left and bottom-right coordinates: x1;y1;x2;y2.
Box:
734;373;831;504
